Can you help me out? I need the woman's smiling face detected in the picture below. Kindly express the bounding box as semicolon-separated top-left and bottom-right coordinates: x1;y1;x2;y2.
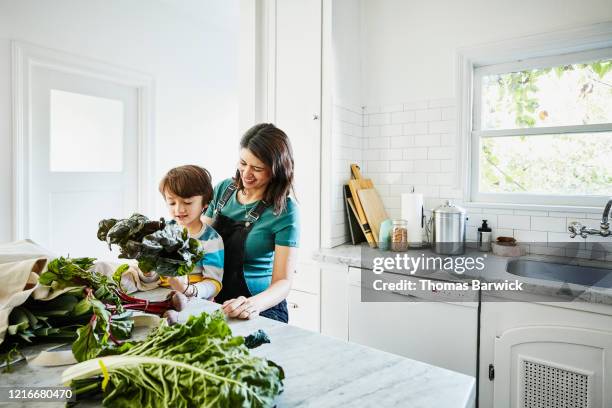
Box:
238;148;271;191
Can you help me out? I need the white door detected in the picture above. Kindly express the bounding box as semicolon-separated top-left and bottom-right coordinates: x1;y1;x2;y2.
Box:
29;65;139;260
274;0;322;258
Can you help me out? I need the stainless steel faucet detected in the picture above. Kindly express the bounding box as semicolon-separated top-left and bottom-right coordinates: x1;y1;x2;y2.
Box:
568;199;612;238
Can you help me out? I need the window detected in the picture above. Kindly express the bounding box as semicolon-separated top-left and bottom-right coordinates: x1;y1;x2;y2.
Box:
50;90;124;172
470;48;612;207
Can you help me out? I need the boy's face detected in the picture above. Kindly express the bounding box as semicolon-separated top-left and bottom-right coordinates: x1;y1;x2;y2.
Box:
164;190;205;227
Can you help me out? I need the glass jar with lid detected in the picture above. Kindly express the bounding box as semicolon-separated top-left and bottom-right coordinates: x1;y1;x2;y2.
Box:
390;219;408;252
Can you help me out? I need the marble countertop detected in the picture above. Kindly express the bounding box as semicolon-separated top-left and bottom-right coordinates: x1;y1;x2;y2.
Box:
313;244;612;305
1;291;475;408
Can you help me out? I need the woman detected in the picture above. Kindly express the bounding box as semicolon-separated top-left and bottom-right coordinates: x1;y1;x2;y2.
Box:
203;123;299;322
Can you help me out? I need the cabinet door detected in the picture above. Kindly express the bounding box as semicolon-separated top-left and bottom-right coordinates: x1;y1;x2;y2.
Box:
287;289;320;332
493;325;612;408
347;268;478;376
320;264;349;340
274;0;321;259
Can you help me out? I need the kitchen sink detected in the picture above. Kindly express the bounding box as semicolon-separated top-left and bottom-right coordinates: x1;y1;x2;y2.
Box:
506;259;612;289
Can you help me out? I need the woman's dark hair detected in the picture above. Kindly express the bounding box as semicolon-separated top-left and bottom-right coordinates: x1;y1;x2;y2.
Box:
159;165;213;206
234;123;295;214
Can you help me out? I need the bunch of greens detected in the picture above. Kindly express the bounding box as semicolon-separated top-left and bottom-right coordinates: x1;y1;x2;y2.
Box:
98;213;204;276
39;257;122;308
65;311;284;408
3;288;134;363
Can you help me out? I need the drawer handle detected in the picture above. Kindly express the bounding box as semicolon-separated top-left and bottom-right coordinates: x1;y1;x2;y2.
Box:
288;302;299;309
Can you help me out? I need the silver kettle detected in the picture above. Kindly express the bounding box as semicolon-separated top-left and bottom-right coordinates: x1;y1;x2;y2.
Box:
430;200;467;255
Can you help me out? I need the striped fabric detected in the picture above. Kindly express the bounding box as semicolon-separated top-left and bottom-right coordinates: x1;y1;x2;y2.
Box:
191;224;224;298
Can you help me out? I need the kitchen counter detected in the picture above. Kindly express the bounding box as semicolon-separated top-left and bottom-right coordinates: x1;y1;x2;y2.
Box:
1;290;476;408
313;244;612;305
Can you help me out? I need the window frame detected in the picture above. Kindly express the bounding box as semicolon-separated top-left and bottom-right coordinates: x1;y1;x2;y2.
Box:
457;27;612;208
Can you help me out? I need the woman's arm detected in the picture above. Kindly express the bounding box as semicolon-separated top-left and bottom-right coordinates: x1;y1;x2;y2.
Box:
223;244;298;319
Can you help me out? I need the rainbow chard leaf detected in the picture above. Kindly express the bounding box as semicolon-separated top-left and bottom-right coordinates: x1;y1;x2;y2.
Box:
64;311;284;408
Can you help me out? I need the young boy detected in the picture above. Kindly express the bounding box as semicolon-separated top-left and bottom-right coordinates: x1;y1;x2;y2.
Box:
158;165;223;300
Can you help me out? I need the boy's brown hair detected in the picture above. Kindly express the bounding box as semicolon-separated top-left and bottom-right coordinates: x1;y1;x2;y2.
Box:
159;165;213;206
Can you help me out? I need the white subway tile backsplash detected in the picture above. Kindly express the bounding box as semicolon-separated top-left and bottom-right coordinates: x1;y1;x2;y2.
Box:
369;113;390;126
414;159;440;172
414;134;440;146
332;98;607;255
428;120;455;134
439;187;464;199
514;210;548;216
498;215;531;230
402;173;428;185
530;216;566;232
428;147;454;159
439;159;455;172
380;149;403;160
427;173;454;186
389;161;414;172
380;124;403;137
381;104;403;113
368;137;390;149
441;107;457;120
367;161;389;173
402;122;428;135
415;108;441;122
439;133;457;146
514;229;546;243
403;147;428;160
390;136;414;148
428;98;455;108
391;111;416;124
364;126;380;138
493;228;513;239
549;211;586;218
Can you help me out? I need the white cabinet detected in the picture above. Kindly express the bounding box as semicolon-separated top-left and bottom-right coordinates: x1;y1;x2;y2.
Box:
479;301;612;408
346;267;478;377
253;0;323;332
320;263;349;340
287;289;320;332
318;263;478;376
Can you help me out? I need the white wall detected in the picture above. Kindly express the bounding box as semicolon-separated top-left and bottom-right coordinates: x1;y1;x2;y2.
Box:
0;0;240;242
362;0;612;105
327;0;364;247
335;0;612;257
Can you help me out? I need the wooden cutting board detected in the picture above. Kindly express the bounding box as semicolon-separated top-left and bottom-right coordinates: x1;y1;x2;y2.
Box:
357;188;388;244
348;164;377;246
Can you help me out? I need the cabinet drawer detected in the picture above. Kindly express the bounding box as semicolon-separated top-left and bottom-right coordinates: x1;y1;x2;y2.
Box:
292;261;320;294
287;289;320;332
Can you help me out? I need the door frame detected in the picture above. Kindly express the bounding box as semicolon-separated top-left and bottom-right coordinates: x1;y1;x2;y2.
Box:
11;40;155;241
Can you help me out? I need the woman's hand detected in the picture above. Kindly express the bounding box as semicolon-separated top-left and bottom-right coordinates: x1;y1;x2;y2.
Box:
222;296;260;319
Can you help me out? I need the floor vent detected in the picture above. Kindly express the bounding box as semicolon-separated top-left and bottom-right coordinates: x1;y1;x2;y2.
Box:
523;359;589;408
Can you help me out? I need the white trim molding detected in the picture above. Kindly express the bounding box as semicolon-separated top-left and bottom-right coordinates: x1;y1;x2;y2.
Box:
456;22;612;208
11;41;155;240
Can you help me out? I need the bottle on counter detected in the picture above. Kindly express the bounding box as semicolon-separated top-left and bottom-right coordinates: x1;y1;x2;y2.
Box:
477;219;492;252
378;219;393;251
391;219;409;252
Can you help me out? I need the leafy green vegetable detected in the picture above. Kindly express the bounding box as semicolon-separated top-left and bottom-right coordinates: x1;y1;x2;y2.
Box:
71;297;134;362
97;213;204;276
65;311;284;407
245;329;271;349
39;257;96;288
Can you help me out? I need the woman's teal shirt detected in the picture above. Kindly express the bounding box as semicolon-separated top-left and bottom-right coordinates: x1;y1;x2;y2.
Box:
205;178;300;295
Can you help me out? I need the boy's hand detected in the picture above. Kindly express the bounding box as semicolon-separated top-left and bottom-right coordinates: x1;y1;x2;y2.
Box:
166;276;188;293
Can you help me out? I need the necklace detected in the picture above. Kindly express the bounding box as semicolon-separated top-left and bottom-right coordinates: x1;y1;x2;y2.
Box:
239;189;251;219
